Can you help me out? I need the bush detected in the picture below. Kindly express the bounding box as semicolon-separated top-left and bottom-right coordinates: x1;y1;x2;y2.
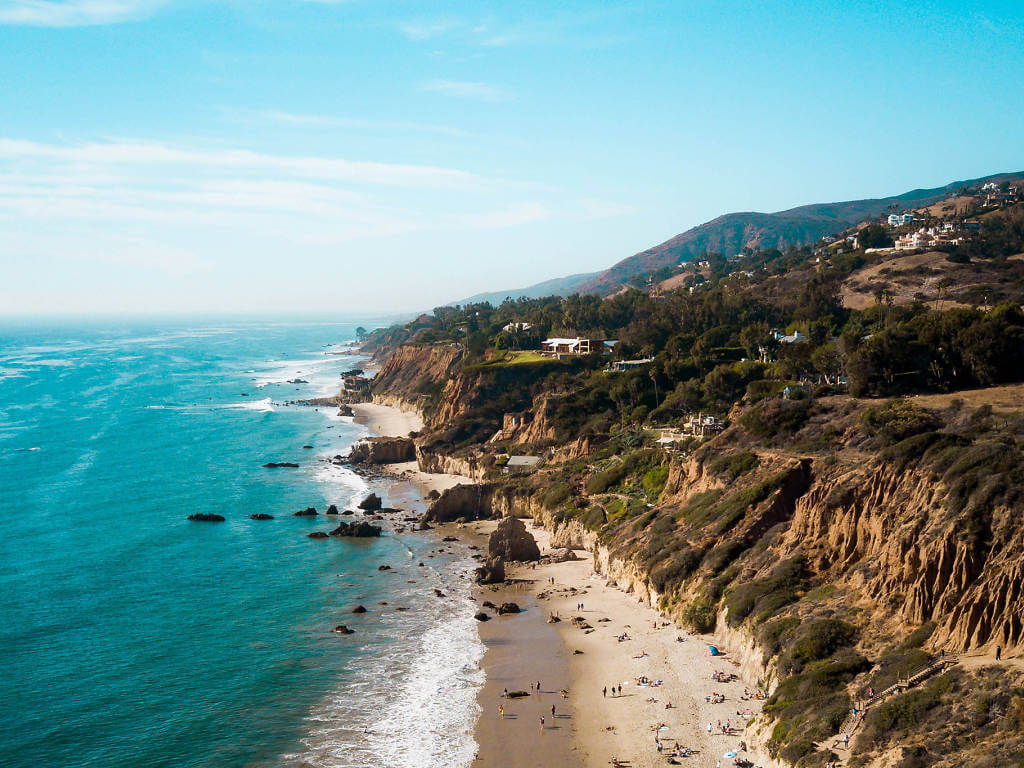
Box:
778;619;858;674
580;505;606;531
742;398;812;439
642;464;670;498
680;596;717;633
650;546;704;593
540;484;571;510
708;450;760;481
726;555;805;626
862;399;941;444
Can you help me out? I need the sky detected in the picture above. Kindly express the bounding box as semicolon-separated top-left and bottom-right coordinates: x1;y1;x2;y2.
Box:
1;0;1022;316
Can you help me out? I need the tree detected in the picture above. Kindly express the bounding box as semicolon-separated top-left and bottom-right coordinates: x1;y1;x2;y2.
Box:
355;326;367;339
859;223;893;250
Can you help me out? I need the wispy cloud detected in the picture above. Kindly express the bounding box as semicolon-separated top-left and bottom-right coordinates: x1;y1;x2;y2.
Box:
419;79;508;102
399;17;458;41
0;137;477;188
0;0;165;26
222;107;475;138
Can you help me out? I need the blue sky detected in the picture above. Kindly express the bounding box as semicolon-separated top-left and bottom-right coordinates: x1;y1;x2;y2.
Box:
1;0;1022;315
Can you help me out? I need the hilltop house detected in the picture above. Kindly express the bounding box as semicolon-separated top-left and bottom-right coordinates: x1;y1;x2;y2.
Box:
541;337;610;357
772;329;807;344
887;213;916;226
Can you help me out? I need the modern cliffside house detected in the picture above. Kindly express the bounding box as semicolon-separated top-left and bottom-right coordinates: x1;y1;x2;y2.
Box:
502;322;533;333
888;213;917;226
540;337;610;357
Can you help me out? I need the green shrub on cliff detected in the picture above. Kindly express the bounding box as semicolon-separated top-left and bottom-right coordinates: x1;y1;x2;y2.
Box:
726;555;805;626
862;398;941;444
708;450;759;481
680;596;717;633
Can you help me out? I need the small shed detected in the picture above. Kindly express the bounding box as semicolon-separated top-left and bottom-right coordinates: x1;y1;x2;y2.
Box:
504;455;541;475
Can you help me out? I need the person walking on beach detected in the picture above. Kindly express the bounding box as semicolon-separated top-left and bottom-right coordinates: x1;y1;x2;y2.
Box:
539;716;545;732
551;704;556;718
498;704;504;720
603;686;607;698
536;680;541;693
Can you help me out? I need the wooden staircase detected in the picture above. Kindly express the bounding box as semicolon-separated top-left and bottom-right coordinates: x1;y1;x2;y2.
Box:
832;654;959;755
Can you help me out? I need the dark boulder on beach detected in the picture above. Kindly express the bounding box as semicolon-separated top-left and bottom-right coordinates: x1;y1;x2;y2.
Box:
418;520;433;530
425;484;491;523
326;504;339;515
308;531;328;539
427;489;441;500
352;605;367;614
329;521;382;538
483;601;497;610
488;517;540;562
250;513;274;520
474;555;505;584
333;625;355;635
474;612;491;622
294;507;318;517
263;462;299;468
337;404;354;417
434;589;446;598
358;493;382;511
187;513;225;522
442;536;458;542
498;602;520;615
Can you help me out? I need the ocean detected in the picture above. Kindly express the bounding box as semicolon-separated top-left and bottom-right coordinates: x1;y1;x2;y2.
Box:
0;318;484;768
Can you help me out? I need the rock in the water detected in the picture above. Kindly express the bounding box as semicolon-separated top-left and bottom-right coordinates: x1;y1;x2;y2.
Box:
333;625;355;635
358;493;382;511
329;521;382;538
352;605;367;614
294;507;318;517
474;555;505;584
302;445;314;449
378;564;392;571
263;462;299;468
474;612;491;622
433;589;446;598
308;531;329;539
488;517;540;562
326;504;339;515
249;513;274;520
498;602;520;615
342;510;355;516
187;513;225;522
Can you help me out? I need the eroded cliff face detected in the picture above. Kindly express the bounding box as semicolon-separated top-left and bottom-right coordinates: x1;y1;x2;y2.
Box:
368;343;464;419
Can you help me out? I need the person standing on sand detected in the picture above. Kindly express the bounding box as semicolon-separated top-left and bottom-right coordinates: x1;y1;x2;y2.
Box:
551;704;556;718
498;704;504;720
537;680;541;692
603;686;607;697
540;716;545;732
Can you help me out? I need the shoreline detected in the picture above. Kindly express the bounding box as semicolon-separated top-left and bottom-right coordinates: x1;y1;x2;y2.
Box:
351;399;772;768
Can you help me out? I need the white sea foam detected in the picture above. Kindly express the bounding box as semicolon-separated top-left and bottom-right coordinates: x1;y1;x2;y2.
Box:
222;398;275;413
281;559;485;768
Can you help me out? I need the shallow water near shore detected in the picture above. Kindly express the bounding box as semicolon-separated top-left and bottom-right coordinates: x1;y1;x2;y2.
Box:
0;319;482;768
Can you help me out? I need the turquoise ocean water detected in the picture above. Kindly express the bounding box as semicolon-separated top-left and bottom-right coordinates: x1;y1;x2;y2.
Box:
0;319;483;768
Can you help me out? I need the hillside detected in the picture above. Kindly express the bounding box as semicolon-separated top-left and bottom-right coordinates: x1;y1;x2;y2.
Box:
452;172;1023;305
578;172;1024;295
455;270;601;306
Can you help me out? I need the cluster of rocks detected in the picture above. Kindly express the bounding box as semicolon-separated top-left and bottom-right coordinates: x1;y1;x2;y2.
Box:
187;513;225;522
262;461;299;468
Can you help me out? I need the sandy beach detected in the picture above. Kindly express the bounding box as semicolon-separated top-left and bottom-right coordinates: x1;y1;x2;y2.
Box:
355;402;770;768
468;518;771;768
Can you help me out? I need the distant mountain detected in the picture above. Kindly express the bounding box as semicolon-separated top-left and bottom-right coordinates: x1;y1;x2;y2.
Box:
453;172;1023;304
577;172;1023;294
454;271;601;306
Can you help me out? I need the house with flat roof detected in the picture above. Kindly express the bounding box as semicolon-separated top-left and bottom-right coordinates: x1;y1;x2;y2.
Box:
504;455;541;474
541;337;608;357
